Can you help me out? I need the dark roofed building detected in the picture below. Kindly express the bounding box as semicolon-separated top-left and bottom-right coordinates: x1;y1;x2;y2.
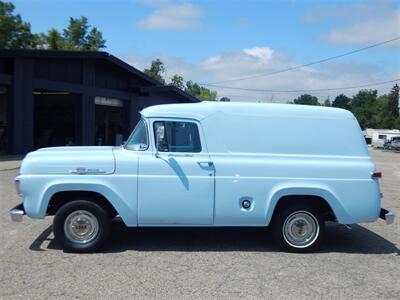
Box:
0;49;198;154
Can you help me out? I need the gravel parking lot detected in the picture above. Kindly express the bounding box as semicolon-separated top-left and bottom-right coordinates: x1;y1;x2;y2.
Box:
0;149;399;299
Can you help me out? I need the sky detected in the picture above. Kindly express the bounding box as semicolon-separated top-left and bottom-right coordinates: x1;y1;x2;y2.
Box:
12;0;400;102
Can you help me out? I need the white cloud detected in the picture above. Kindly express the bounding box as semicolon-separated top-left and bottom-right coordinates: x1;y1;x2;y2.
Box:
138;2;203;30
306;1;400;47
325;10;400;46
124;47;398;103
243;47;274;64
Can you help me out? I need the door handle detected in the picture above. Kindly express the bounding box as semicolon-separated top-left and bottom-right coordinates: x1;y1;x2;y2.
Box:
197;161;214;167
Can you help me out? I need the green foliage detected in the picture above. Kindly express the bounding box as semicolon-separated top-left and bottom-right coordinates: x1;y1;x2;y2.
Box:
63;17;88;49
386;84;399;123
395;117;400;129
169;74;184;90
85;27;105;51
41;17;106;51
219;97;231;102
58;17;106;51
46;28;65;50
375;95;392;129
185;80;217;101
144;58;166;84
0;1;37;49
323;99;331;106
145;59;217;101
332;94;351;110
0;1;105;51
291;87;399;129
333;87;399;130
293;94;320;106
351;89;379;129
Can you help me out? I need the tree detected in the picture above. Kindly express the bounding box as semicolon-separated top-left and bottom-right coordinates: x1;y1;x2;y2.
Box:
351;89;378;129
0;1;106;51
144;60;218;101
386;84;399;127
33;16;106;51
0;1;37;49
332;94;351;110
46;28;65;50
185;80;217;101
219;97;231;102
395;117;400;130
169;74;184;90
374;95;391;128
59;16;105;51
323;99;331;107
85;27;105;51
293;94;320;106
144;59;166;84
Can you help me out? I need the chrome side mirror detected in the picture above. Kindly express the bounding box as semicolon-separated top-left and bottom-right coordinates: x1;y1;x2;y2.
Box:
154;123;166;157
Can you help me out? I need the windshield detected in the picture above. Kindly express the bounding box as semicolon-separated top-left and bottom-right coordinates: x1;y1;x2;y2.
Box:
124;119;148;151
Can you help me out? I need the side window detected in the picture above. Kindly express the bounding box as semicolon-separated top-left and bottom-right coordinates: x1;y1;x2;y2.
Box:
378;134;387;140
125;119;148;150
154;121;202;153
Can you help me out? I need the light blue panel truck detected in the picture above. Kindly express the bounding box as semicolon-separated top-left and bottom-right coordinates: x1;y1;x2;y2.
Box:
10;102;395;252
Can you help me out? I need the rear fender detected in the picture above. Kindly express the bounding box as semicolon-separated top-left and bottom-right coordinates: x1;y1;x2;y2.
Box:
265;184;348;225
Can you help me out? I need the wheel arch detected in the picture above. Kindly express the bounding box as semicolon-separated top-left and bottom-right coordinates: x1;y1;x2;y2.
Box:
40;181;136;226
47;191;118;218
265;185;348;225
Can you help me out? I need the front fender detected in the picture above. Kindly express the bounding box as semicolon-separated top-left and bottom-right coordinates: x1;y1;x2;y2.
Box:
264;183;349;225
21;176;137;226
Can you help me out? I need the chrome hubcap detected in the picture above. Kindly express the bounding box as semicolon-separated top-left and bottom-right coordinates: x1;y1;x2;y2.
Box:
64;210;99;244
283;211;319;248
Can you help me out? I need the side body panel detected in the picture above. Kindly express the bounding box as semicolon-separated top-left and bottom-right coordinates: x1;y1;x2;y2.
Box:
210;154;380;226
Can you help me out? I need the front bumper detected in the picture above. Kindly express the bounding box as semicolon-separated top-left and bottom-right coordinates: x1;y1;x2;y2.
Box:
9;203;25;222
380;208;395;225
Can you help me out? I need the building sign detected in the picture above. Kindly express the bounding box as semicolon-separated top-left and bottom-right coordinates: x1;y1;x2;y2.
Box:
95;96;124;107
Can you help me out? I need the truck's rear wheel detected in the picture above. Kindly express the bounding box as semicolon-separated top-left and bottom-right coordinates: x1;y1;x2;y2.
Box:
272;203;324;253
53;200;111;253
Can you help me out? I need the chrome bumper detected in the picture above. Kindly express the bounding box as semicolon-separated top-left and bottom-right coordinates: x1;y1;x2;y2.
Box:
9;204;25;222
380;208;395;225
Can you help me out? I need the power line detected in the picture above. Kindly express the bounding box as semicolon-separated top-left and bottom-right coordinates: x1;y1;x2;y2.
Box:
201;36;400;85
201;78;400;93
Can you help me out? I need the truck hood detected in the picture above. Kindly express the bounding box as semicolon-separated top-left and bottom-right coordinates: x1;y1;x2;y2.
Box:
20;146;116;175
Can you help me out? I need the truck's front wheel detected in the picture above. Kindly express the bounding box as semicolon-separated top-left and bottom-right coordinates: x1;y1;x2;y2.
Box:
53;200;111;253
272;203;324;253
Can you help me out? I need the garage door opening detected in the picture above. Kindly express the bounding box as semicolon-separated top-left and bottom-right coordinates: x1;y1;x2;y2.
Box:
0;86;9;154
34;91;81;149
95;97;124;146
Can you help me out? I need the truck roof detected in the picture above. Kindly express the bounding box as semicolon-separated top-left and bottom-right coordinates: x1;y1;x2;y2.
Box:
140;101;353;120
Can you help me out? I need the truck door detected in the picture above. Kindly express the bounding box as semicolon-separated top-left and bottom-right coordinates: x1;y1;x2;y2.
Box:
138;119;215;225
